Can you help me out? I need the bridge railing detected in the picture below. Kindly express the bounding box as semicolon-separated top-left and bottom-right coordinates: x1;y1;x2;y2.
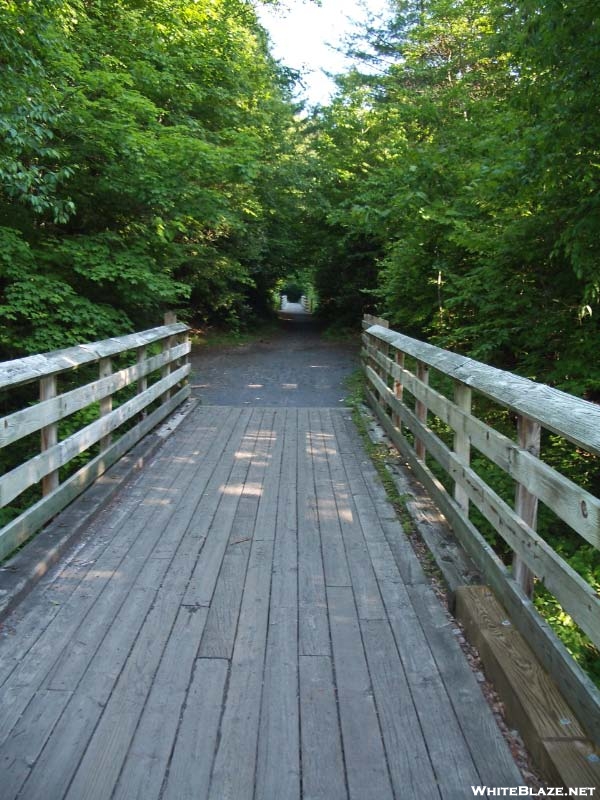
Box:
0;318;190;563
362;315;600;738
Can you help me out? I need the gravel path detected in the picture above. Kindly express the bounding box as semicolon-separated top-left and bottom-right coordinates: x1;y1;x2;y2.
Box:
190;317;359;407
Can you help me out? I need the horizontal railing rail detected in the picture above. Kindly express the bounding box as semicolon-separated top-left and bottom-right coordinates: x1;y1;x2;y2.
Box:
362;315;600;742
0;318;190;563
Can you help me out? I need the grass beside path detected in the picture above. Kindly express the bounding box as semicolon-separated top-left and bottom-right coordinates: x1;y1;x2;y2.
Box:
190;321;279;349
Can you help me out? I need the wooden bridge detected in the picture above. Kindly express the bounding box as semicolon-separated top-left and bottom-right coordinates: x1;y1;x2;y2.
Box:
0;317;599;798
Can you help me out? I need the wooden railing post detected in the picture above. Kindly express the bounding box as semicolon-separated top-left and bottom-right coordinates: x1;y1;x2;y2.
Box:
379;337;391;416
99;357;113;451
162;311;177;403
453;382;472;514
137;346;148;418
40;375;59;495
415;360;429;461
393;350;405;434
513;414;541;597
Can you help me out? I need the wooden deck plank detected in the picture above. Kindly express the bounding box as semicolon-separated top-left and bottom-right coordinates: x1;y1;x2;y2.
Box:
111;605;210;800
198;409;279;658
62;602;203;800
309;409;351;588
197;539;252;659
253;408;286;542
332;411;522;788
372;570;483;796
269;409;298;611
39;407;248;692
161;659;229;800
297;408;330;657
299;655;347;800
256;602;300;800
22;564;200;800
182;408;265;606
255;410;301;800
0;405;525;799
327;585;394;800
8;408;250;799
0;689;71;800
207;538;274;800
0;406;229;695
330;413;494;795
323;410;386;620
361;619;442;799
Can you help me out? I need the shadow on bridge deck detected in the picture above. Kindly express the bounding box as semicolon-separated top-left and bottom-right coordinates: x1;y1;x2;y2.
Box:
0;405;522;799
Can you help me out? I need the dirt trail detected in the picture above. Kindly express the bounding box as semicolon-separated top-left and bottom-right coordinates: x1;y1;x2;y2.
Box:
189;318;359;407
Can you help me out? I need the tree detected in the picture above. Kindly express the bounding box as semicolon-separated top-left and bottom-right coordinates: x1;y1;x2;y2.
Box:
0;0;302;354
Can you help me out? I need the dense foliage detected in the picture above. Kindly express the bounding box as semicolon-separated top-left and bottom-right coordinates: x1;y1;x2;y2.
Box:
0;0;300;356
304;0;600;399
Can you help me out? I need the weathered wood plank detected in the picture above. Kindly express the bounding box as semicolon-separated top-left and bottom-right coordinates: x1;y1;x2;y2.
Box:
337;408;479;593
366;366;600;649
362;314;389;330
198;410;276;658
111;605;209;800
0;688;71;800
453;381;471;514
0;406;222;688
365;324;600;455
271;409;298;611
249;408;282;489
360;619;442;798
182;408;265;607
60;575;202;800
299;655;347;800
40;407;236;691
297;408;331;656
252;409;286;542
373;574;482;794
22;402;234;798
331;410;520;788
323;411;385;620
0;386;190;563
513;416;541;597
365;342;600;550
40;375;59;496
161;659;229;800
1;402;537;800
255;409;300;800
0;342;190;449
0;406;234;748
337;445;483;794
309;409;351;588
0;365;189;508
10;694;102;800
0;322;188;390
197;539;252;659
327;585;394;800
256;603;300;800
208;539;274;800
98;356;113;451
409;582;523;786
